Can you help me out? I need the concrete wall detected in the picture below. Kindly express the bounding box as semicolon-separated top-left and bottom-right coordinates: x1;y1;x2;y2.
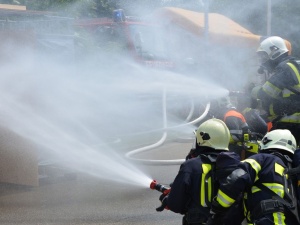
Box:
0;31;38;187
0;125;38;187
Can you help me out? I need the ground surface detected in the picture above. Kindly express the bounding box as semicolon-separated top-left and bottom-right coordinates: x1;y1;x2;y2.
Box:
0;140;192;225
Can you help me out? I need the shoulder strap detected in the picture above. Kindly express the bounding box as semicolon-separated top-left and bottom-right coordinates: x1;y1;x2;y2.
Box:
255;159;300;224
255;182;300;224
199;153;218;207
255;182;292;207
287;165;300;177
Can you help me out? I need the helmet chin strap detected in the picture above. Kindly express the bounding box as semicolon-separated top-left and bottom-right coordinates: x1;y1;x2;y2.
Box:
259;53;289;74
258;59;277;74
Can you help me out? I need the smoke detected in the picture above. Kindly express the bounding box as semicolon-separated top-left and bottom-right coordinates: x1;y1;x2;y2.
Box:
0;34;229;187
0;4;258;187
210;0;300;57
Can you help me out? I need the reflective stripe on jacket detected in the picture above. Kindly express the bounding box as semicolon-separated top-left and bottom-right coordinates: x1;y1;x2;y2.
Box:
216;153;290;224
167;155;215;215
261;58;300;123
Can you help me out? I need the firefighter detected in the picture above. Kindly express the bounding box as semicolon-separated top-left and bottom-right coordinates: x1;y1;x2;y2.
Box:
252;36;300;145
208;95;260;159
207;129;300;225
157;118;235;225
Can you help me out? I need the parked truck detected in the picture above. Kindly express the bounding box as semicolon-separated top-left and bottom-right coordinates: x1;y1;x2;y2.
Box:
74;7;293;88
74;9;175;70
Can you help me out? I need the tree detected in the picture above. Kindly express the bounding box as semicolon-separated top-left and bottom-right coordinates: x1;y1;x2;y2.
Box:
23;0;116;18
5;0;300;56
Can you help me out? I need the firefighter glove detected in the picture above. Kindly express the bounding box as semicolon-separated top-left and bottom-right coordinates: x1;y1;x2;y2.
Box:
206;214;225;225
156;193;168;212
210;197;228;214
206;197;228;224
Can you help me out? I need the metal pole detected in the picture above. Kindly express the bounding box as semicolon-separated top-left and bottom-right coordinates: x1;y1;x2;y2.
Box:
204;0;209;42
267;0;271;35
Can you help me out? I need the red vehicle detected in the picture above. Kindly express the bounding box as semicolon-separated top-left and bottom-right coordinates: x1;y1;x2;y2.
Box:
74;9;175;70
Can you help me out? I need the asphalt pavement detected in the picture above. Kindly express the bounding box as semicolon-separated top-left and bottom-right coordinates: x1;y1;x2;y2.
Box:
0;141;192;225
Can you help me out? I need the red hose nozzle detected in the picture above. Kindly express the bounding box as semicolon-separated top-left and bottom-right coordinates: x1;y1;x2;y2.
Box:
150;180;170;195
150;180;157;190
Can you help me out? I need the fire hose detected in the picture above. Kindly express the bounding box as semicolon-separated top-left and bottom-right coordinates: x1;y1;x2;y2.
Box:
125;100;210;165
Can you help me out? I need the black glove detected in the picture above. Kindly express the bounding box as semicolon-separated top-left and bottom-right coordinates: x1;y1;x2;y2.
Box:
206;197;228;225
156;193;168;212
206;214;224;225
186;148;195;160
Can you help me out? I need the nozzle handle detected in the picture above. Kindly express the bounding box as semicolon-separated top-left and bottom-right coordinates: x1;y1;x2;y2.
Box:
150;180;170;194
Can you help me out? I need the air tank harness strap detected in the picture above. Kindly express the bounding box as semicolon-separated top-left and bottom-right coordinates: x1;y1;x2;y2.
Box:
251;199;285;221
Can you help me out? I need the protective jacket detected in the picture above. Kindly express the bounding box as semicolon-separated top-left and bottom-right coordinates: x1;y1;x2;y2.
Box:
257;56;300;144
223;109;259;158
215;153;298;225
168;149;243;225
167;151;218;224
258;56;300;123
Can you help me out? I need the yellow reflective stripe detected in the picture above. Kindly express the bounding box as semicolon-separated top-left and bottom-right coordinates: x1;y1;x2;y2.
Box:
287;62;300;83
269;103;276;116
207;176;212;204
216;189;235;208
251;186;260;193
243;193;252;221
243;200;247;217
262;81;281;98
273;212;286;225
263;183;284;198
279;113;300;123
275;163;284;176
251;183;284;197
229;135;235;144
242;159;261;182
201;163;211;207
283;63;300;98
282;89;293;97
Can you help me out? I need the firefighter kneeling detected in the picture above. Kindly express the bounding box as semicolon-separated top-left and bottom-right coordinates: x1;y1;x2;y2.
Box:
207;129;300;225
155;118;243;225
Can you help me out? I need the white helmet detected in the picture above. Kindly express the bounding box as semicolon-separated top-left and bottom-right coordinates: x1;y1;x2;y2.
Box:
260;129;296;155
251;85;262;100
257;36;289;63
196;118;230;150
217;96;235;109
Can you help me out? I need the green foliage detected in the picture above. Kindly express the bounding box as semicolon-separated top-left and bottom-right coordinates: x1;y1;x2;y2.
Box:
4;0;300;56
23;0;117;18
160;0;202;11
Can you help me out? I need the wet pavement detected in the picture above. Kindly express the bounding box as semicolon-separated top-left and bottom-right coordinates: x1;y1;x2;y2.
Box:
0;141;191;225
